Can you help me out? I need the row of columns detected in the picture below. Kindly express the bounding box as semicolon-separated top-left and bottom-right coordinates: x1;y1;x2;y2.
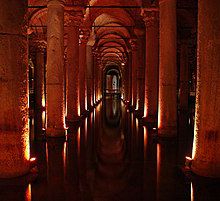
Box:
0;0;219;179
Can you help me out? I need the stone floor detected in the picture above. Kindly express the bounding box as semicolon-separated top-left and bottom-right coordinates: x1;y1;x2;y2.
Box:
0;96;220;201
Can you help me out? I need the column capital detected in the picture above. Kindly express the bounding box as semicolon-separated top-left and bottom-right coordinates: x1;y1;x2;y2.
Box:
47;0;65;7
64;7;84;27
129;39;138;51
30;39;47;53
141;9;159;28
79;28;90;44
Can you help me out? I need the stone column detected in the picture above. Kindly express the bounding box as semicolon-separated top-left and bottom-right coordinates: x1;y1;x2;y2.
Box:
158;0;177;136
34;42;46;139
179;40;189;111
87;45;94;110
65;9;83;122
128;50;132;105
0;0;30;178
130;39;138;110
46;0;66;137
79;29;90;115
135;30;145;117
142;9;159;123
191;0;220;177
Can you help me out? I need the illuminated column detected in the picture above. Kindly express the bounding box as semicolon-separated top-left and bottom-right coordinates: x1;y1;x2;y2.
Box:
158;0;177;136
192;0;220;177
34;42;46;139
92;51;97;104
130;39;138;109
135;31;145;116
46;0;66;137
0;0;30;178
79;29;90;115
128;50;132;104
87;45;94;109
179;40;189;111
66;10;83;122
142;9;159;122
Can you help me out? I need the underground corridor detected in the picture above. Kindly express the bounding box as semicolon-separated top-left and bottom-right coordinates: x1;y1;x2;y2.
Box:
0;0;220;201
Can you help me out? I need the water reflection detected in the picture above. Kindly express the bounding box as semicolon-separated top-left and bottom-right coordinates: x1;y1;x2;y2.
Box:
0;97;220;201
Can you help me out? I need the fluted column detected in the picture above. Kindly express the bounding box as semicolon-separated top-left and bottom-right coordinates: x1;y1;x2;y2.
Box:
142;9;159;123
0;0;30;178
34;42;46;139
46;0;66;137
192;0;220;177
130;39;138;110
158;0;177;136
79;29;90;115
66;9;83;122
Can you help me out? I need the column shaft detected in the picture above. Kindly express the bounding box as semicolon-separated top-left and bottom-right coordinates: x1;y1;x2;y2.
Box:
66;19;80;122
87;45;94;109
130;40;138;109
79;31;89;115
192;0;220;177
34;47;45;139
158;0;177;136
0;0;30;178
143;10;159;122
46;0;66;136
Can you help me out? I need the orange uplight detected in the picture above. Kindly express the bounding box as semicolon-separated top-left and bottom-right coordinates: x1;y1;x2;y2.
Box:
24;122;30;161
42;95;46;108
158;106;161;129
192;92;200;159
42;111;46;129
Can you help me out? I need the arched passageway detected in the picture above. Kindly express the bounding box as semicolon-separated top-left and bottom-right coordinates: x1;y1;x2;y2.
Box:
0;0;220;200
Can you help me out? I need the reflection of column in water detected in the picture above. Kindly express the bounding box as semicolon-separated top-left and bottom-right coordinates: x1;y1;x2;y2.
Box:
25;184;31;201
144;126;148;161
46;140;65;200
191;182;194;201
63;141;67;180
77;127;81;157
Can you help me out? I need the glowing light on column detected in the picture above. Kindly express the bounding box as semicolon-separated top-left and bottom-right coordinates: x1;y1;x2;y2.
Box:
135;99;139;110
42;94;46;107
42;111;46;130
158;104;161;129
24;121;30;161
192;86;200;159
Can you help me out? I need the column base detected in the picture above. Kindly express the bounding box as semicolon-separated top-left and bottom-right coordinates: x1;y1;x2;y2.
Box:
158;126;177;137
0;131;31;178
192;159;220;178
143;116;157;124
46;127;67;138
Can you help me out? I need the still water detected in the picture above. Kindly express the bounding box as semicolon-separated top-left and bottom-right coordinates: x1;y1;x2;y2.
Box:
0;97;219;201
